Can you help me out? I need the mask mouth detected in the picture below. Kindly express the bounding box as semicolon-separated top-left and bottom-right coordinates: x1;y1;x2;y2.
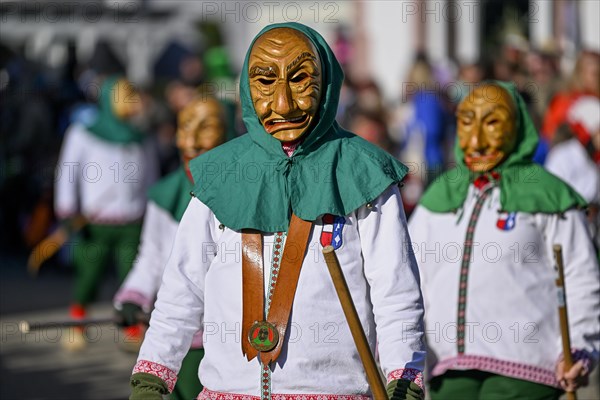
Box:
126;112;149;131
264;113;309;134
464;151;504;170
182;151;203;162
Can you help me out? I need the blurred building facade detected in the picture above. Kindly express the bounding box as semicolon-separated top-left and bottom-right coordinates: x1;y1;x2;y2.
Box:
2;1;598;98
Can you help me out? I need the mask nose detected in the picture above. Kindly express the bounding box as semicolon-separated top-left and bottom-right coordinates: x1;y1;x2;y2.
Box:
272;82;295;117
469;124;487;152
177;131;195;153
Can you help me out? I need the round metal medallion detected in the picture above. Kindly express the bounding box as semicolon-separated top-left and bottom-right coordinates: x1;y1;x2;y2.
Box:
248;320;279;352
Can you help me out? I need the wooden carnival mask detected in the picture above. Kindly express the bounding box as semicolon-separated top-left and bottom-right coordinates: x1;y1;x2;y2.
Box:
248;28;323;143
176;97;226;171
457;84;517;172
111;78;143;120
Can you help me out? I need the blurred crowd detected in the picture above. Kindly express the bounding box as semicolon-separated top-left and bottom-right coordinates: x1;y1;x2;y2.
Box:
1;24;599;258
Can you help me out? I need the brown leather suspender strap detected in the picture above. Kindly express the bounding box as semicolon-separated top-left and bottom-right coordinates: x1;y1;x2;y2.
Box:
241;229;264;361
261;214;313;365
241;214;313;365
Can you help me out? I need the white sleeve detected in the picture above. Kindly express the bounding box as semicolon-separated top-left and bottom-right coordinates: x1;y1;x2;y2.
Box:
357;185;426;382
544;147;568;182
542;209;600;365
407;205;433;307
545;142;600;204
54;125;84;219
135;198;217;381
114;201;175;311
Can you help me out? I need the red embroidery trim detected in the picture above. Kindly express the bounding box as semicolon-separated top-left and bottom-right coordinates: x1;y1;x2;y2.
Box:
282;141;300;157
133;360;178;392
85;213;144;225
114;289;152;311
197;389;371;400
387;368;425;390
431;355;559;387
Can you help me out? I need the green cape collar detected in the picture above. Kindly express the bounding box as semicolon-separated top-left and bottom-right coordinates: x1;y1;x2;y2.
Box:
190;23;407;231
419;81;586;214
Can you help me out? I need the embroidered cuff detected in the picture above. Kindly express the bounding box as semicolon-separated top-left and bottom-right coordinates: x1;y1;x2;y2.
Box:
132;360;177;392
114;289;153;312
557;348;594;375
387;368;425;391
56;210;77;222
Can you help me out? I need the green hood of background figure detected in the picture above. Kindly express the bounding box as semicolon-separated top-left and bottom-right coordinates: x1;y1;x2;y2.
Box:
86;76;145;144
419;81;586;213
147;167;193;222
190;22;408;232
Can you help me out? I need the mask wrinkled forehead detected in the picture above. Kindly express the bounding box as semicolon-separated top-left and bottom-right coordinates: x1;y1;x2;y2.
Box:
459;84;516;115
249;27;321;69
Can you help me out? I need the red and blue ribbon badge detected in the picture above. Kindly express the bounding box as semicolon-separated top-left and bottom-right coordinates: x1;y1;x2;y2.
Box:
320;214;346;249
496;212;517;231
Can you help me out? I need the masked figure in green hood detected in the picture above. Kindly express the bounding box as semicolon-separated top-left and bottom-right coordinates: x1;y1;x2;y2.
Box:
409;82;599;400
129;23;425;400
114;95;228;399
54;76;159;351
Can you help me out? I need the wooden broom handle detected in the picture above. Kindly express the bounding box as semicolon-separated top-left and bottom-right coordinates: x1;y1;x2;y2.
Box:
322;246;387;399
553;244;577;400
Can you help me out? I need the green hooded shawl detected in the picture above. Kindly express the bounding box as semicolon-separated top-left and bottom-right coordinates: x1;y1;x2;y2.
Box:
190;23;408;232
148;167;193;222
86;76;145;144
419;81;586;213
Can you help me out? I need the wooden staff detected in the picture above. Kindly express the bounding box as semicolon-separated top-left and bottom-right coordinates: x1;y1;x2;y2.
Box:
19;317;117;333
19;313;150;333
322;246;387;399
27;215;87;276
553;244;577;400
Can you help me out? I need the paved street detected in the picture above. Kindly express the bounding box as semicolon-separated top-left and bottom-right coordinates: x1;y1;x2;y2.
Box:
1;304;137;400
1;255;136;400
1;256;599;400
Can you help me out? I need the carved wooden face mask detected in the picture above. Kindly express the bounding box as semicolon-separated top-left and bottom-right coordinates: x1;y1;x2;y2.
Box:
176;98;226;171
249;28;322;143
111;79;143;120
457;84;517;172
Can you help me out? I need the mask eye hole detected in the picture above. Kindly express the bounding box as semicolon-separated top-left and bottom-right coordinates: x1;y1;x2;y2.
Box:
258;78;275;85
290;73;308;83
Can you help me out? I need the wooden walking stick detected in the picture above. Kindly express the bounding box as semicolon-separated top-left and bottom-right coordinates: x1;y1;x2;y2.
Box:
19;313;150;333
27;215;87;277
322;246;387;399
553;244;577;400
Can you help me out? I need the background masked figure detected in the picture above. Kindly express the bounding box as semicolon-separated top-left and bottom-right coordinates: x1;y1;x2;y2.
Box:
54;77;158;350
114;96;227;399
129;23;425;400
544;96;600;253
409;82;599;399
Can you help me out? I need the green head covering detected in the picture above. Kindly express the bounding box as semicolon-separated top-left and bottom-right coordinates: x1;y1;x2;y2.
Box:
87;76;145;144
204;47;233;80
190;23;408;231
147;167;193;222
419;81;586;213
